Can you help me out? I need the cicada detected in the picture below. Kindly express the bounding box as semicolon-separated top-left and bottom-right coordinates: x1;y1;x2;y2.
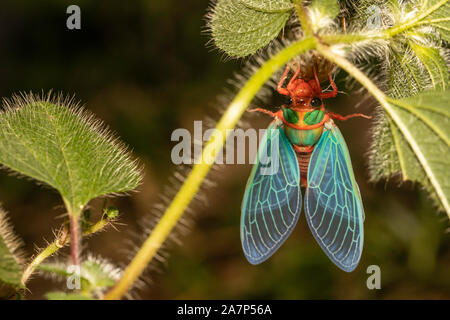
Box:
241;66;371;272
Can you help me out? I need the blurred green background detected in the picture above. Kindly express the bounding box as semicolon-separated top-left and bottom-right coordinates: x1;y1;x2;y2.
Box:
0;0;448;299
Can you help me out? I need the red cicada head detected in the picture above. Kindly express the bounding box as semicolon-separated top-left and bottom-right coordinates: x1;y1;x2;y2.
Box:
277;66;338;109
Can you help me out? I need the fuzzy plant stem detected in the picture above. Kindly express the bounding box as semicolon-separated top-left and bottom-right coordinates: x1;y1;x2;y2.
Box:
104;37;317;300
21;217;112;285
69;215;81;267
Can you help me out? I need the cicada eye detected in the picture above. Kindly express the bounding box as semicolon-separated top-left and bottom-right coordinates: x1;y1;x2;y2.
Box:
288;97;293;105
310;97;322;107
283;96;292;106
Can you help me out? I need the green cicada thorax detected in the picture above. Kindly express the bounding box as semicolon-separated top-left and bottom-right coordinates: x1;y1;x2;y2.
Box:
282;107;299;124
281;105;326;147
304;109;325;125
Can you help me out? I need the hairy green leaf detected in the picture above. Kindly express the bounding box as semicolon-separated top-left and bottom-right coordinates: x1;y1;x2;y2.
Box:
0;94;142;216
369;0;449;212
0;209;23;289
388;0;450;41
242;0;294;12
209;0;293;57
81;260;117;290
310;0;340;20
371;90;450;215
348;0;449;41
39;257;119;295
46;292;94;300
388;41;448;98
369;0;449;210
420;0;450;42
408;41;448;91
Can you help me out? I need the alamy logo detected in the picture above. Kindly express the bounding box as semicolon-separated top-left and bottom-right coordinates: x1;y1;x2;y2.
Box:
366;265;381;290
66;265;81;290
66;5;81;30
171;121;280;175
366;5;381;30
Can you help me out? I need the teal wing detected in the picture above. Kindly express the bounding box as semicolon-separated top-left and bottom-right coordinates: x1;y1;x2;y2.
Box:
305;122;364;272
241;120;302;264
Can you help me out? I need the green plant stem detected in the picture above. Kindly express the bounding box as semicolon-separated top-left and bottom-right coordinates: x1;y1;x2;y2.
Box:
323;33;388;43
316;44;389;105
103;36;317;300
21;242;61;287
21;217;112;285
294;0;312;36
69;215;80;267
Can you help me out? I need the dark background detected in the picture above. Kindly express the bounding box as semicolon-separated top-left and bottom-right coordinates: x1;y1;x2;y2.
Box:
0;0;448;299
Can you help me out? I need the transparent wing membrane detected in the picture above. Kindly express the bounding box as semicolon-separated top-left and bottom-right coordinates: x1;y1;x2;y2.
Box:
241;121;302;264
305;124;364;272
